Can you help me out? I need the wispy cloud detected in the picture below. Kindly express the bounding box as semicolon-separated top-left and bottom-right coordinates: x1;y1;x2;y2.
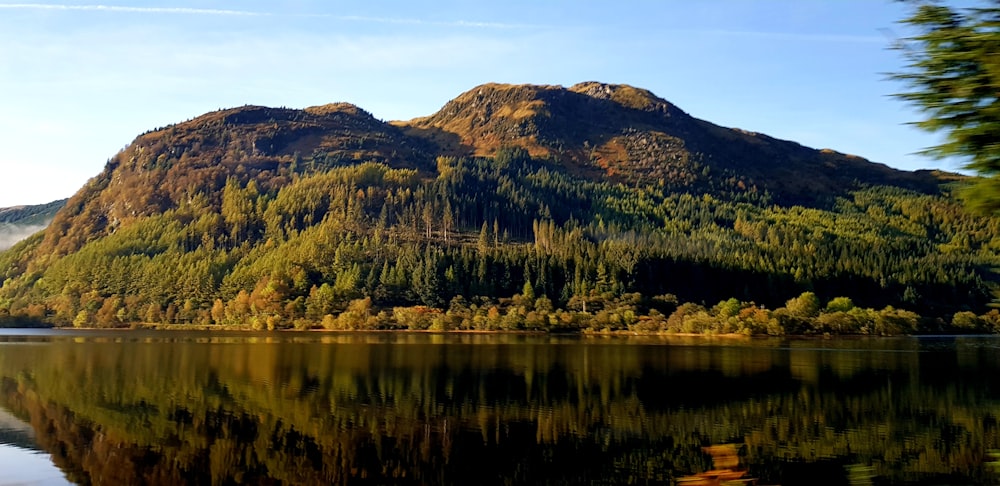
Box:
0;224;46;251
0;3;535;28
0;3;264;15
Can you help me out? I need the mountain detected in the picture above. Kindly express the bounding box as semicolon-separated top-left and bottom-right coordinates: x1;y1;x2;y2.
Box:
401;82;941;204
37;103;435;258
0;199;66;251
0;82;997;331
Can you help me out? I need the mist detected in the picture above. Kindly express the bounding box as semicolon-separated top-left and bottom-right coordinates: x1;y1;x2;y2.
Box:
0;224;46;251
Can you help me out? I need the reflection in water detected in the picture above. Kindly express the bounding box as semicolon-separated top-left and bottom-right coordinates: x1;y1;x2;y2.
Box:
0;332;997;485
0;404;37;451
676;443;755;485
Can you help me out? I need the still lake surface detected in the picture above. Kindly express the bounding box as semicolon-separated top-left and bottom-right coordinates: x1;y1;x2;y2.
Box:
0;330;999;485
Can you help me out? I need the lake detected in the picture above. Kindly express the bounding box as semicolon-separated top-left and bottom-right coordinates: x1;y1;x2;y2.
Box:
0;330;998;485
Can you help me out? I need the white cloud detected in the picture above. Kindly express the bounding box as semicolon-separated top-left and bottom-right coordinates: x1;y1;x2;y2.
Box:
0;3;538;28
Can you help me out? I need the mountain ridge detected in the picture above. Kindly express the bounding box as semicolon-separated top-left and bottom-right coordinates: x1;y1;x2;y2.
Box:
399;82;943;202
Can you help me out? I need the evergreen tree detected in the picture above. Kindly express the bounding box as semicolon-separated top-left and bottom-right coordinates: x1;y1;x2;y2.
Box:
893;2;1000;212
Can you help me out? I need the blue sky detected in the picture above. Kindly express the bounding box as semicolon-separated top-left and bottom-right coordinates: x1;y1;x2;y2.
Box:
0;1;965;207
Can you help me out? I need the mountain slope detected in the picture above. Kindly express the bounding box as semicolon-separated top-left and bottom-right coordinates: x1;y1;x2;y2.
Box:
37;103;435;258
400;82;941;204
0;82;997;330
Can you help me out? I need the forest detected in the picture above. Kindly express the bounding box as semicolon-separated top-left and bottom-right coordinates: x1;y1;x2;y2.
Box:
1;143;998;335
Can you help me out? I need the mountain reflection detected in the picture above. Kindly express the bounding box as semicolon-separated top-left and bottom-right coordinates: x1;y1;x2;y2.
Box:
0;333;998;485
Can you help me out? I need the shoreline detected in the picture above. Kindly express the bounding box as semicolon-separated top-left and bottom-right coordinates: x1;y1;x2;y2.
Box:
2;325;976;340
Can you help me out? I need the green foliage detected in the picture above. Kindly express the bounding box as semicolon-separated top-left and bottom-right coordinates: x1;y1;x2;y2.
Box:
893;2;1000;212
2;150;1000;334
951;310;986;332
826;296;855;313
784;292;821;319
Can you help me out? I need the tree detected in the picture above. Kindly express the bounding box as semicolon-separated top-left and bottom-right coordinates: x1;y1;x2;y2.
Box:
952;310;985;331
478;221;490;253
305;284;337;321
893;2;1000;212
825;296;855;313
211;299;226;325
785;291;821;319
338;297;373;329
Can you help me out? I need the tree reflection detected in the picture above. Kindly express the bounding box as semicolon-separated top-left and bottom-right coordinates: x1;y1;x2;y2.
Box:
0;334;997;485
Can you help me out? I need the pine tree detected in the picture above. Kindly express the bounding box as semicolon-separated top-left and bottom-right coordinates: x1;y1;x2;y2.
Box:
893;2;1000;212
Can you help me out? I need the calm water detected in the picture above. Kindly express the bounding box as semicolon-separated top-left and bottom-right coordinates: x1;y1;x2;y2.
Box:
0;330;999;485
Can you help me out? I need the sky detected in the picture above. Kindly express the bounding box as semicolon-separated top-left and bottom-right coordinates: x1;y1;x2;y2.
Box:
0;0;970;207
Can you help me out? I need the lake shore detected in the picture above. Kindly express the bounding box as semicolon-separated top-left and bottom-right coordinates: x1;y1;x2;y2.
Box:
27;325;856;340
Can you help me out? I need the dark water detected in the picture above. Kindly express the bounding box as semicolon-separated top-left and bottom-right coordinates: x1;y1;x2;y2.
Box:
0;330;999;485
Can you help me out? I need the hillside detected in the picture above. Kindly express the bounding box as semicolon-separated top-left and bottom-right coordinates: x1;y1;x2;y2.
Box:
0;199;66;251
401;82;941;205
0;82;997;332
36;103;435;259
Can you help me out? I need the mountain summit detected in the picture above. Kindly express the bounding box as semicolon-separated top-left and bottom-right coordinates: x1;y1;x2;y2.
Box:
401;82;939;202
402;82;691;161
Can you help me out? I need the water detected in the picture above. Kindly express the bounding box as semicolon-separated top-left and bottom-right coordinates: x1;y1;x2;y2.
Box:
0;330;998;485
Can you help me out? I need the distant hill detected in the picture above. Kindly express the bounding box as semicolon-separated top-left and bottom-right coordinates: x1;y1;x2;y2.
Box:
0;82;996;330
0;199;66;251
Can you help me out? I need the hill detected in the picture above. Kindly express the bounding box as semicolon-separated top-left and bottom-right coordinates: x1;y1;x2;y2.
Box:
400;82;941;205
36;103;435;259
0;199;66;251
0;82;997;332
